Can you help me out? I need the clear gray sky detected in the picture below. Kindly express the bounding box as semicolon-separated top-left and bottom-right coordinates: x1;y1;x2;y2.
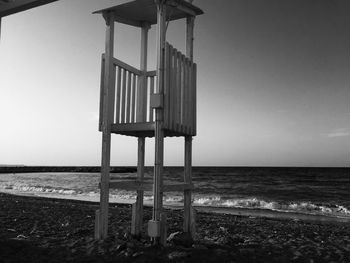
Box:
0;0;349;167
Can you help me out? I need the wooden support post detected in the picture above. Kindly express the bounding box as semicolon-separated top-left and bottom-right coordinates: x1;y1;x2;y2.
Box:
149;2;166;244
97;11;115;240
132;137;145;236
183;16;195;236
183;136;192;233
131;22;150;237
136;23;150;123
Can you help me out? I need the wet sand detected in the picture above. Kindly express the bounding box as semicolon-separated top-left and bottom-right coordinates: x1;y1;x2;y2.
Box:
0;193;349;262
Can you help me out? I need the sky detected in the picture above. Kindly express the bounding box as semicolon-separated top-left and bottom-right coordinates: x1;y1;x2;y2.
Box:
0;0;350;167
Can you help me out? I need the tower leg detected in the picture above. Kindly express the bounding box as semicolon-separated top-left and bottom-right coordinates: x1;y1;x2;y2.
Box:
98;118;113;240
184;136;194;237
148;124;164;243
148;1;166;245
132;137;145;236
95;11;115;240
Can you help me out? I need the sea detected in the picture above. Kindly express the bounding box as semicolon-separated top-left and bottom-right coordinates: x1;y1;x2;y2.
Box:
0;167;349;222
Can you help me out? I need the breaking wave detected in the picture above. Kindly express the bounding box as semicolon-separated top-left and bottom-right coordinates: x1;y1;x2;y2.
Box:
190;195;350;218
1;178;349;219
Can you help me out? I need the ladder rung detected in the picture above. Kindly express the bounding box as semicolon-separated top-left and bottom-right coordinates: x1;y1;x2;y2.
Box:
100;180;194;193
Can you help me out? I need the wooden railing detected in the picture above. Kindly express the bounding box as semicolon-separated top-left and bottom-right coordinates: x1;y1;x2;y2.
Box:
99;54;156;131
164;42;197;136
99;44;197;137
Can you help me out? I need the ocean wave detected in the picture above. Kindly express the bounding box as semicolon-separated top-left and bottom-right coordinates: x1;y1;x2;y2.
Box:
1;182;349;218
0;184;80;195
191;196;350;217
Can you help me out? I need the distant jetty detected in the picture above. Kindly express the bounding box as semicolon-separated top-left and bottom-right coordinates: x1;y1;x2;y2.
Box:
0;166;136;174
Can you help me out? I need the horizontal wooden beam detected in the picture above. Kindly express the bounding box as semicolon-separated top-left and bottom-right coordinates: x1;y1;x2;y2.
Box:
111;122;155;133
112;57;141;75
146;70;157;77
104;180;194;193
109;122;194;137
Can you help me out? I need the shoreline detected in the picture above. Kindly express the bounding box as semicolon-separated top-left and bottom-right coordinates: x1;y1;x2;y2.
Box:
0;192;349;262
2;189;349;224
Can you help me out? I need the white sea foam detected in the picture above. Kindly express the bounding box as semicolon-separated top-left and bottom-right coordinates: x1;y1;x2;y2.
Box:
1;173;349;219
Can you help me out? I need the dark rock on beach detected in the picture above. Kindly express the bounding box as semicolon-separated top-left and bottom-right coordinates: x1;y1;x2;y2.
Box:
0;193;349;262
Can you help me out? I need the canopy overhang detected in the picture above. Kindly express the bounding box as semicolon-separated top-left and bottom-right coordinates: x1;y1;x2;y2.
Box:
93;0;203;27
0;0;57;17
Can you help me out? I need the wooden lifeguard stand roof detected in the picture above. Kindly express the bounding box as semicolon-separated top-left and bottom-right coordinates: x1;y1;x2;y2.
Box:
93;0;203;27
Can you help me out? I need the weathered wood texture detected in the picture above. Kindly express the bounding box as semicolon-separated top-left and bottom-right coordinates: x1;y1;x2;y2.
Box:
132;23;149;237
183;16;195;236
99;44;196;137
152;3;166;236
164;42;197;136
93;0;203;27
97;12;115;240
99;55;156;127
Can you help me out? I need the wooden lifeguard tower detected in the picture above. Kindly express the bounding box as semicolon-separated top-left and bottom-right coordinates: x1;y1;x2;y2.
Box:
94;0;203;244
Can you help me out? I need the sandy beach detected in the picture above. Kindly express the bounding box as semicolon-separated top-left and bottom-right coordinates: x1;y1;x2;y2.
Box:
0;193;349;262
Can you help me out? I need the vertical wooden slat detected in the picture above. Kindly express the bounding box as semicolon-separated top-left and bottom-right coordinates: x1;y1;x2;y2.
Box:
141;73;147;122
121;69;127;123
185;59;190;133
149;76;154;122
186;61;190;134
136;76;141;122
163;44;168;128
176;51;182;132
115;67;121;124
169;45;173;129
111;66;116;124
193;63;197;135
126;71;132;123
182;58;186;132
141;24;150;122
167;43;172;129
164;42;170;129
174;49;179;130
99;54;105;131
187;59;191;133
188;63;193;134
136;74;143;122
181;54;186;130
186;59;191;133
170;48;177;130
131;74;136;123
168;48;173;130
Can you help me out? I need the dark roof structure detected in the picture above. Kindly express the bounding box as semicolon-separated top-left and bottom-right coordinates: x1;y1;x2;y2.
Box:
93;0;203;27
0;0;57;17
